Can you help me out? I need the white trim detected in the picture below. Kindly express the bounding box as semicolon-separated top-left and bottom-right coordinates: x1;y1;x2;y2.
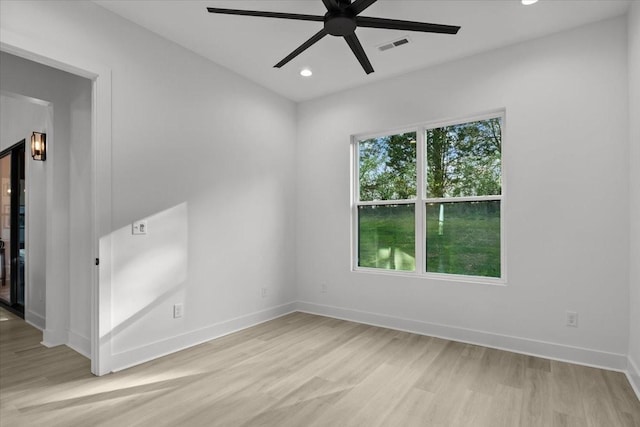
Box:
424;195;502;204
110;303;297;373
421;109;509;137
353;125;420;145
356;199;417;206
351;109;507;145
0;90;51;107
352;266;507;286
0;31;99;80
1;28;113;376
67;330;90;359
499;111;508;281
92;65;113;377
25;310;45;330
416;129;426;274
42;328;66;348
296;301;628;371
350;139;357;271
627;356;640;401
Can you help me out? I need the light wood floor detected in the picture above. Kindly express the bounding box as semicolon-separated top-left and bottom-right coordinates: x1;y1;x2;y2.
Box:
1;308;639;427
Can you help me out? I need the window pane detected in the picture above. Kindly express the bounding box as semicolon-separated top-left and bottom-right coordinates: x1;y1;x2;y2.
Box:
426;118;501;198
359;132;417;201
426;201;500;277
358;204;415;271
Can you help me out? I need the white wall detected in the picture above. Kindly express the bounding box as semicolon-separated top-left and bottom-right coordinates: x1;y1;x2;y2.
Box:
1;0;297;371
0;94;47;152
1;0;634;378
628;2;640;394
0;53;93;353
296;17;630;369
0;93;49;329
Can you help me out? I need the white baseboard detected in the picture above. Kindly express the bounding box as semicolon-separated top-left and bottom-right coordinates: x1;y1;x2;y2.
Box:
42;328;66;348
296;301;628;372
67;330;90;359
25;310;45;330
38;300;635;385
110;302;297;372
627;356;640;401
42;327;90;359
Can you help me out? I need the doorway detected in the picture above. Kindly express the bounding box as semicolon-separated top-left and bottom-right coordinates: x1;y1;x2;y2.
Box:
2;30;113;375
0;140;26;316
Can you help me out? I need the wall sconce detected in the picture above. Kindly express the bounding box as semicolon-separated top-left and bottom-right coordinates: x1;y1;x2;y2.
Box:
31;132;46;161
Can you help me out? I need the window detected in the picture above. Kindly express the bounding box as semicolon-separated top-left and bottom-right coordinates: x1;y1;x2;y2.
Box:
353;113;504;281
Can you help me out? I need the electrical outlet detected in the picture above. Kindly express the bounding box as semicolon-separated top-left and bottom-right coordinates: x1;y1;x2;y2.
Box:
261;287;268;298
132;220;148;235
566;311;578;327
321;283;327;293
173;303;183;318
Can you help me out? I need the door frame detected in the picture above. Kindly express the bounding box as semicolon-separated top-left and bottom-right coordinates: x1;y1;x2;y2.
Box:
1;29;113;375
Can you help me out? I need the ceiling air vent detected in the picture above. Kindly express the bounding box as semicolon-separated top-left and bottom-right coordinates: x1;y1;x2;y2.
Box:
377;37;410;52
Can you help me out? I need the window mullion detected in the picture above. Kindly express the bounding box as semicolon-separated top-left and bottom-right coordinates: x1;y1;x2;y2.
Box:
356;199;416;206
424;195;502;204
416;128;425;274
352;139;360;270
353;137;360;204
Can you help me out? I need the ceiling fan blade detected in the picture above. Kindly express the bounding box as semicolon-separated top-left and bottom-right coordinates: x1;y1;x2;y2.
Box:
274;29;328;68
322;0;339;11
344;34;374;74
206;7;324;23
349;0;378;15
356;16;460;34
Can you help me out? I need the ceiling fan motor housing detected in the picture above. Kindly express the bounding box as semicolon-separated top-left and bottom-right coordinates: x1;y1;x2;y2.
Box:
324;11;357;36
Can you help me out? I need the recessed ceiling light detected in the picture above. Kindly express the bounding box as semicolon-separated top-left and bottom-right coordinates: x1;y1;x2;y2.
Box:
521;0;538;5
300;68;313;77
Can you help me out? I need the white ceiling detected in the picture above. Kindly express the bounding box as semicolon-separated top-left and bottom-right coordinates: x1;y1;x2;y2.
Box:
94;0;630;102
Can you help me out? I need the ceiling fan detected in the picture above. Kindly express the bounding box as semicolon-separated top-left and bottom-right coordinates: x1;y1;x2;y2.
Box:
206;0;460;75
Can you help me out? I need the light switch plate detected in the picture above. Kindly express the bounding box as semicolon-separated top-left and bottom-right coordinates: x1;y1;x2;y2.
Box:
132;220;147;235
174;303;183;318
566;311;578;327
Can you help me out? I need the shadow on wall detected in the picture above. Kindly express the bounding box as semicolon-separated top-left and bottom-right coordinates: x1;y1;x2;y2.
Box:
103;202;189;354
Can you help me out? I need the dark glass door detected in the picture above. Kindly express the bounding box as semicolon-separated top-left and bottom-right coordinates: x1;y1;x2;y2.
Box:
0;140;25;316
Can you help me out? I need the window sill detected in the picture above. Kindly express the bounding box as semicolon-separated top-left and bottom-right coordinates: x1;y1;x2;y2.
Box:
352;267;507;287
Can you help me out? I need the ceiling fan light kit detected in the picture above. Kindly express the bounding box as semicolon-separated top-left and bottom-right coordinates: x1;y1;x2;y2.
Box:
207;0;460;75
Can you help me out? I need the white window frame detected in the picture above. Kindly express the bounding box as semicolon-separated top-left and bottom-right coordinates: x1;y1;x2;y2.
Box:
351;110;506;285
